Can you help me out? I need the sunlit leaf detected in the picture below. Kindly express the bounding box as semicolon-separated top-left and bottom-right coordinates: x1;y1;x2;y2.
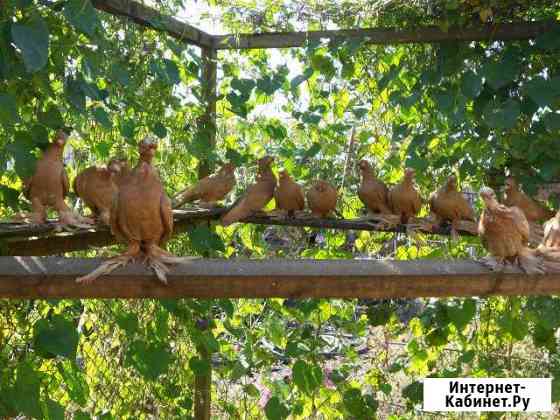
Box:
292;360;322;395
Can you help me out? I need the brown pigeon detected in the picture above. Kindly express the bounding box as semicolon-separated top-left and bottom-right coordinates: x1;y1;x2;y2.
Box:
388;167;422;225
274;169;305;216
357;159;391;215
503;177;554;223
173;163;236;208
429;175;476;238
77;139;194;284
221;156;276;226
22;129;92;226
307;180;338;218
535;211;560;272
478;187;543;274
73;157;129;225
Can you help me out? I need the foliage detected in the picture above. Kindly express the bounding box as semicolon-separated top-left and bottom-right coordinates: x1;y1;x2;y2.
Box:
1;0;560;418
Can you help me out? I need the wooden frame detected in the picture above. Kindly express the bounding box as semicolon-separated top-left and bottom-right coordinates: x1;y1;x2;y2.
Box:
2;257;557;299
8;5;558;420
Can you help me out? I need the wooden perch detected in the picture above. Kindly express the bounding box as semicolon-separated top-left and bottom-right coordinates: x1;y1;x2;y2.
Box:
0;208;477;256
92;0;214;48
213;20;557;49
1;257;559;299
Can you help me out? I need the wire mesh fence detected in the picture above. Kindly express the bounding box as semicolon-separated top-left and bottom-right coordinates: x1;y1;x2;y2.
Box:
1;296;558;419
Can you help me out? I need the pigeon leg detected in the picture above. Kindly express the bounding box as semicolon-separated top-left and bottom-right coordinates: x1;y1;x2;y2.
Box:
76;241;141;284
30;197;47;224
478;256;505;272
56;197;95;228
517;249;545;275
144;242;200;285
450;219;460;241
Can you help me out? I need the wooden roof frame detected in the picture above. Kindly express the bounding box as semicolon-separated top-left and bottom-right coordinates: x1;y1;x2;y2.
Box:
92;0;557;50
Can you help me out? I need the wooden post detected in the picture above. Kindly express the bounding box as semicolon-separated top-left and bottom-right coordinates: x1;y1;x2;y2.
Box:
194;339;212;420
195;46;217;420
198;47;217;179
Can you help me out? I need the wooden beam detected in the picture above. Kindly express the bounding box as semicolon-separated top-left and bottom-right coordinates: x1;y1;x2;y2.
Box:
91;0;213;48
0;210;476;256
1;257;559;299
213;20;558;49
0;208;226;256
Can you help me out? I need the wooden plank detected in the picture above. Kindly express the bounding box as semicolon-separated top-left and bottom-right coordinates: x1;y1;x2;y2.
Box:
0;209;475;256
0;257;558;299
213;20;557;49
91;0;213;48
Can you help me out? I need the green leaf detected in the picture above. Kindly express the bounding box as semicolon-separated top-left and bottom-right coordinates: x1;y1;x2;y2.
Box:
92;107;112;129
310;53;336;80
483;99;520;130
434;91;454;111
115;312;138;336
290;67;314;90
79;79;102;100
544;112;560;132
31;124;49;149
343;388;377;417
45;399;65;420
225;148;245;166
126;340;172;380
150;121;167;138
65;78;86;111
483;54;519;90
292;360;322;395
366;301;392;326
303;143;321;159
265;396;289;420
163;59;180;84
110;63;130;85
0;185;20;210
11;15;50;72
0;92;19;126
64;0;99;36
33;314;79;359
524;77;560;108
402;380;423;404
188;356;211;376
38;105;64;129
231;78;255;97
188;225;225;254
536;26;560;51
14;364;42;419
461;71;483;99
58;361;89;406
7;136;37;179
446;299;476;331
119;119;136;140
74;411;91;420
